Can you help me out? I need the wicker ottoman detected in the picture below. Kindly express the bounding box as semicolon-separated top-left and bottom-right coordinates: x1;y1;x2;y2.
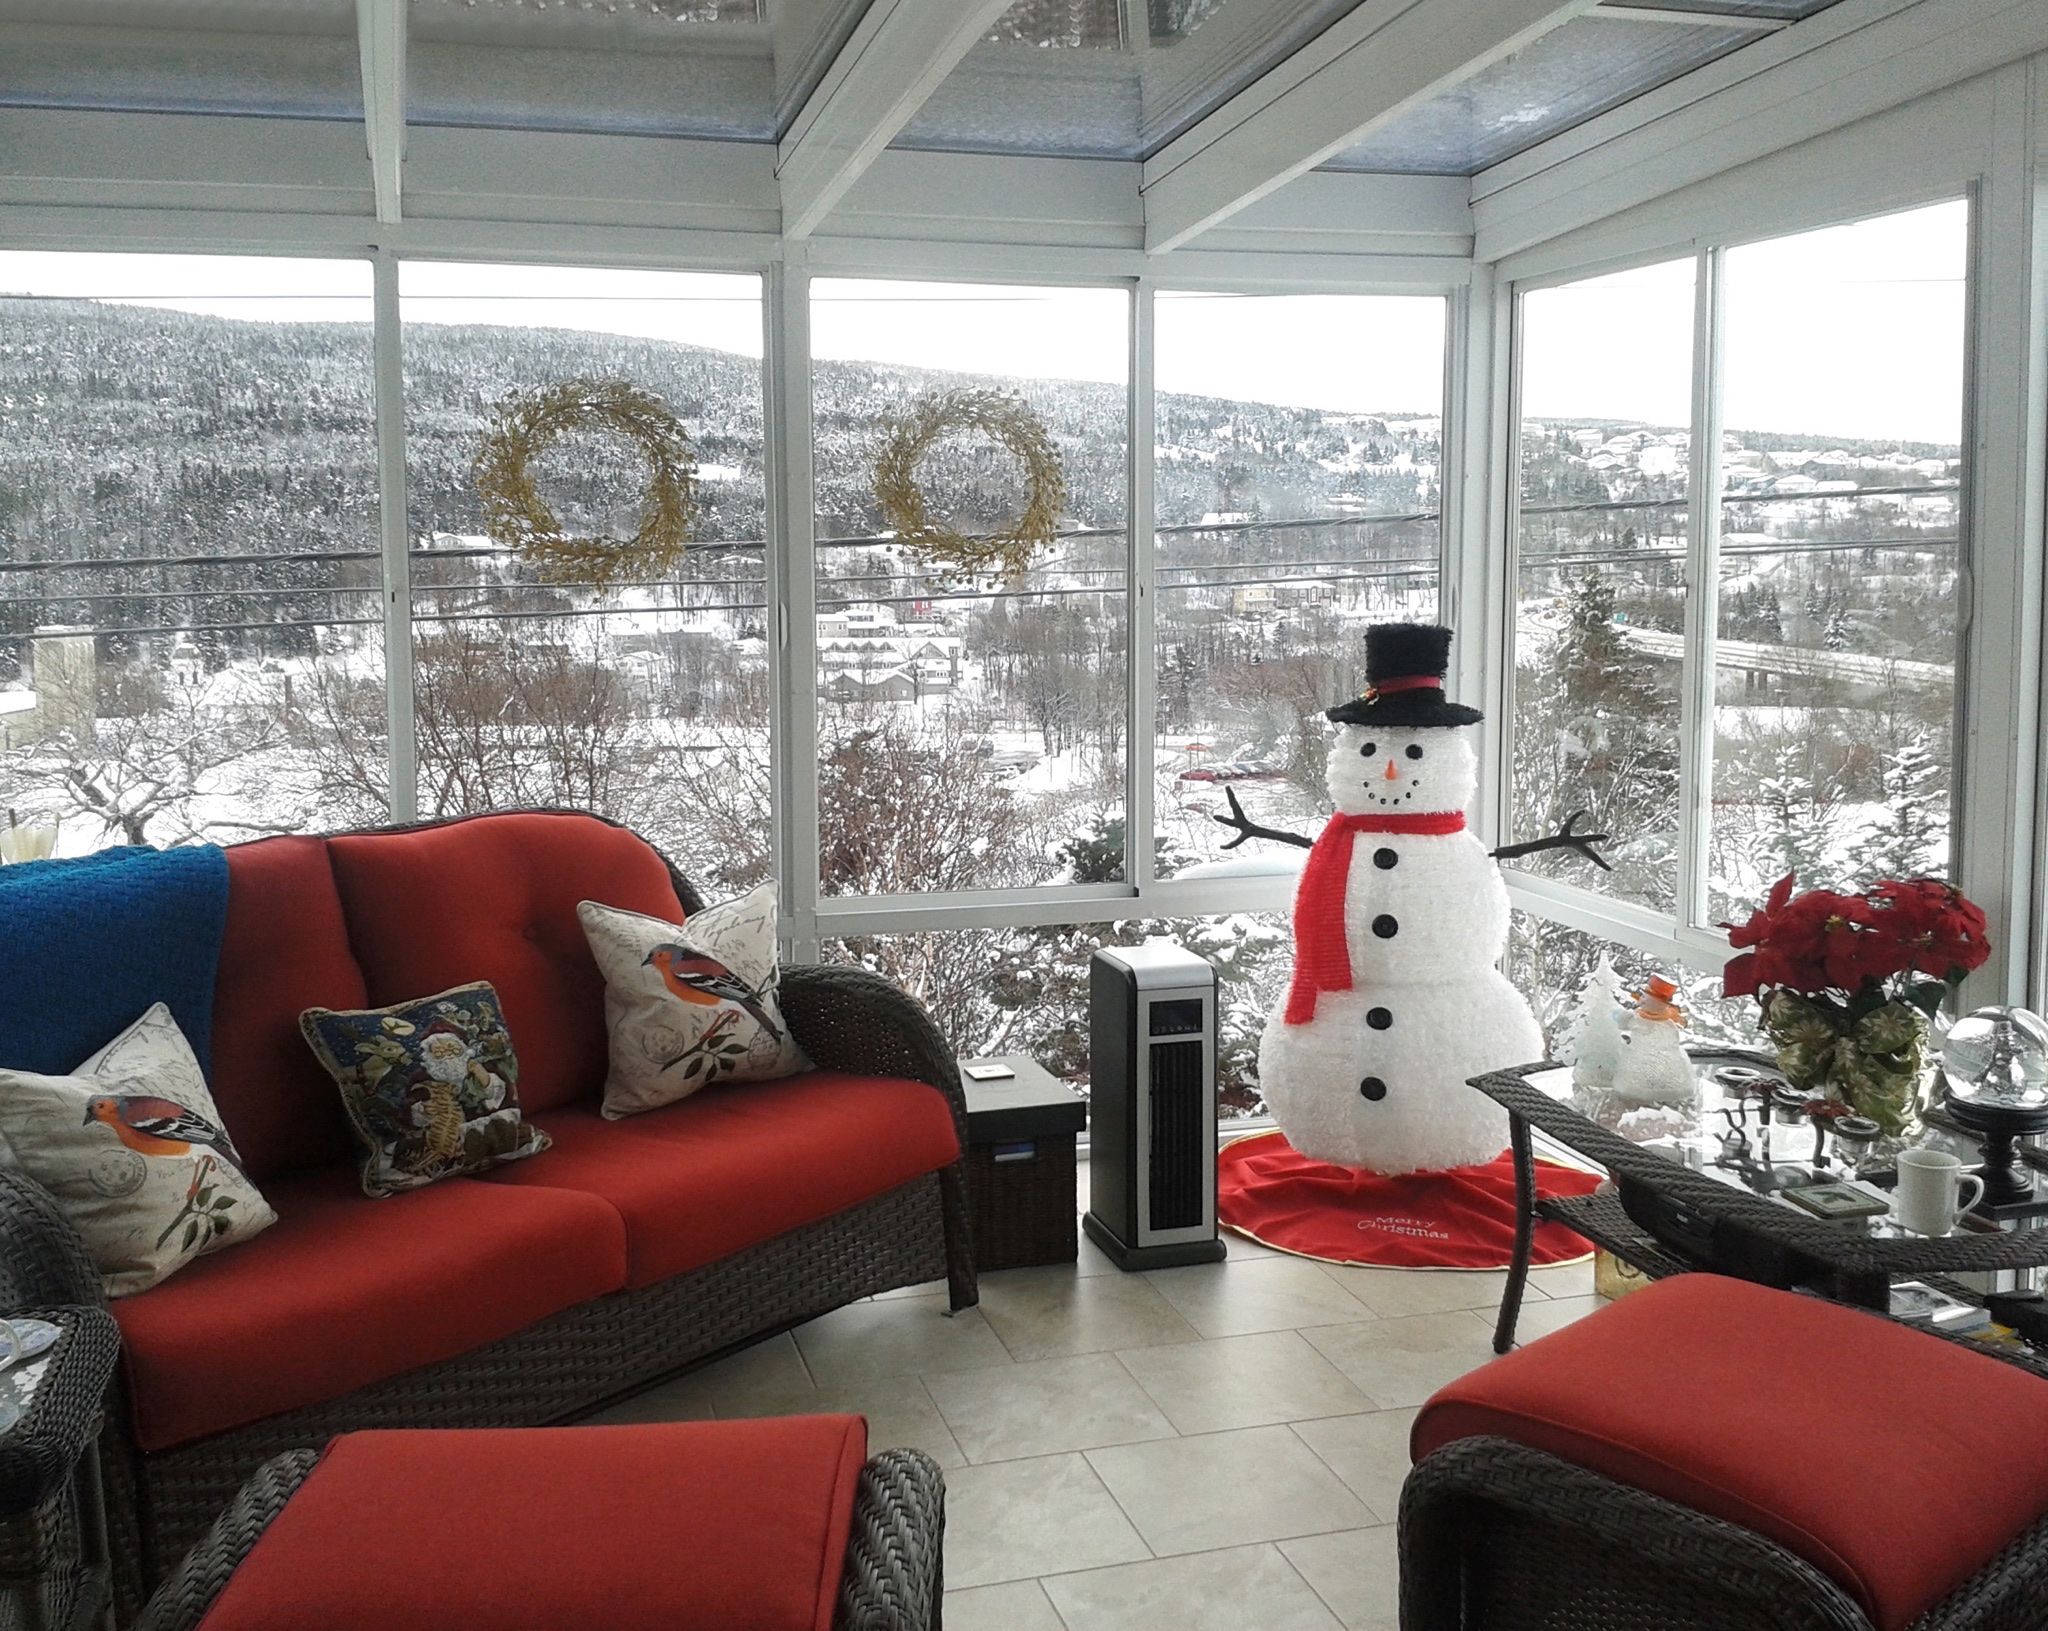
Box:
133;1418;944;1631
1401;1274;2048;1630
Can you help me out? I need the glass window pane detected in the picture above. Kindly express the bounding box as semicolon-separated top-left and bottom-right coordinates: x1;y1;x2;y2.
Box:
897;0;1372;160
1505;909;1755;1056
810;279;1128;898
1706;200;1967;920
0;252;379;850
823;911;1290;1119
1153;292;1445;881
1511;257;1694;913
1321;15;1770;177
398;262;771;898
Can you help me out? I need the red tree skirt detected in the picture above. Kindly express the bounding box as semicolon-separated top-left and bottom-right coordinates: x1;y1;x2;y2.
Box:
1217;1130;1602;1270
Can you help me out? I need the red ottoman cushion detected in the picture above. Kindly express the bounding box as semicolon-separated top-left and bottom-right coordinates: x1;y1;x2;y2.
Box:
113;1167;627;1451
197;1418;869;1631
326;812;687;1112
210;837;366;1181
1412;1274;2048;1630
485;1072;961;1288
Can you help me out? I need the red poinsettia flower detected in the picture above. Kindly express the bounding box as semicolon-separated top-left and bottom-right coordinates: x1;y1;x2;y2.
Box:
1724;872;1992;1003
1870;878;1991;980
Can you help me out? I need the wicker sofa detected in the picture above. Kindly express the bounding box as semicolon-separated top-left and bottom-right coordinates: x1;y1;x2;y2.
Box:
0;810;975;1615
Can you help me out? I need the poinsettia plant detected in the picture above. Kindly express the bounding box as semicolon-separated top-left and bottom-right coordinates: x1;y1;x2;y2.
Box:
1722;873;1991;1135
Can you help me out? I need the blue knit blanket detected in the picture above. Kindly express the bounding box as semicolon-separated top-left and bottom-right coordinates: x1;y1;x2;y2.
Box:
0;844;230;1079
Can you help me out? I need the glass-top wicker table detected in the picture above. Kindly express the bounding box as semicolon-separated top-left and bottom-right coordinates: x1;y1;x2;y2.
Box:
1473;1051;2048;1374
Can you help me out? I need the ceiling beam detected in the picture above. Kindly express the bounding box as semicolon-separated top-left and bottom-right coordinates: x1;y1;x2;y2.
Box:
1140;0;1598;253
355;0;406;224
1596;4;1790;26
776;0;1014;241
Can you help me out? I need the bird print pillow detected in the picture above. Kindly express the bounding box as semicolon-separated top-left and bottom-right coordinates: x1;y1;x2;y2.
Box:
0;1003;276;1296
299;982;550;1198
579;884;808;1120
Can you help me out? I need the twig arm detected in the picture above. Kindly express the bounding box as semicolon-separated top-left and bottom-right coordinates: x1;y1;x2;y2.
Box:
1491;809;1612;871
1212;787;1314;851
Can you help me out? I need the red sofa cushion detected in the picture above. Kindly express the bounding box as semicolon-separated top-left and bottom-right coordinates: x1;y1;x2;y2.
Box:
483;1072;961;1289
112;1166;628;1452
210;837;366;1181
197;1417;868;1631
1412;1275;2048;1631
326;813;687;1112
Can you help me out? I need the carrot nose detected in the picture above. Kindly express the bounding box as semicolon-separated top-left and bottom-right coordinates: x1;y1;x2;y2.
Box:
1382;759;1400;782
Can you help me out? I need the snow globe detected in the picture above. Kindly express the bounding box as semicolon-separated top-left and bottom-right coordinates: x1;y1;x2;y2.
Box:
1941;1006;2048;1204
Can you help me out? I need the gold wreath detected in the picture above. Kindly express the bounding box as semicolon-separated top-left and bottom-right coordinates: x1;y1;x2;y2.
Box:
473;378;698;591
873;389;1066;585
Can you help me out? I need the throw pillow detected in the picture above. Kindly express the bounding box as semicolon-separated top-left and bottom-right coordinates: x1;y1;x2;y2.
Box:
299;982;550;1197
579;883;808;1119
0;1004;277;1296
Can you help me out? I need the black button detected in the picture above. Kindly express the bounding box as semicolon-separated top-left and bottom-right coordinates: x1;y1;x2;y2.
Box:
1359;1077;1388;1101
1373;848;1398;870
1368;1007;1392;1030
1372;914;1398;939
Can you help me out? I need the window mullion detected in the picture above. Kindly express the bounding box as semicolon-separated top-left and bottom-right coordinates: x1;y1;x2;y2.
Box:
1676;245;1725;933
1127;279;1156;898
765;256;821;963
370;249;416;823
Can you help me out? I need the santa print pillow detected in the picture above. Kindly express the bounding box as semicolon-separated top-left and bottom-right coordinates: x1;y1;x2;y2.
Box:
0;1004;277;1296
300;982;550;1198
579;883;808;1119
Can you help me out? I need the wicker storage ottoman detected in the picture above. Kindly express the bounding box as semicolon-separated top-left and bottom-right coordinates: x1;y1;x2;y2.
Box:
963;1058;1088;1271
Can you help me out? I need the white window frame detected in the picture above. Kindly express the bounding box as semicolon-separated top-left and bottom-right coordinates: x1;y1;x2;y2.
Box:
1479;60;2048;1013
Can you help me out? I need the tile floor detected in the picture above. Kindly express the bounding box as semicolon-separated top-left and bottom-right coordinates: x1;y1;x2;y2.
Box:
591;1181;1603;1631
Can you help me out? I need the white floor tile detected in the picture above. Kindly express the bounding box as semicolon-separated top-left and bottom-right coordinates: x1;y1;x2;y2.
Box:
1280;1526;1401;1631
980;1264;1200;1361
944;1453;1151;1588
1147;1257;1377;1338
945;1580;1068;1631
926;1352;1177;1463
793;1294;1013;1384
1085;1424;1374;1556
1045;1543;1343;1631
1116;1329;1372;1435
1301;1311;1499;1409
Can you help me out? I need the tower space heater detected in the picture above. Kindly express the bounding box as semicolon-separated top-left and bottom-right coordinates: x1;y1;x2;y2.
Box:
1084;944;1227;1270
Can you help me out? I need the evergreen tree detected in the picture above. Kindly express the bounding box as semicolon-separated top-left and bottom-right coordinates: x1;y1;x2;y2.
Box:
1863;731;1946;881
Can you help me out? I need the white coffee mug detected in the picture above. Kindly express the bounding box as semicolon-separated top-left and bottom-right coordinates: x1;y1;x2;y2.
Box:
1894;1147;1986;1236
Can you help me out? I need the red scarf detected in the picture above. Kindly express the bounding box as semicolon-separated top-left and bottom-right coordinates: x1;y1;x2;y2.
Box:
1284;810;1467;1025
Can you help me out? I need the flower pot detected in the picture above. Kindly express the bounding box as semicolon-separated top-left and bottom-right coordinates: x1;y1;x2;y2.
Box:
1761;989;1927;1139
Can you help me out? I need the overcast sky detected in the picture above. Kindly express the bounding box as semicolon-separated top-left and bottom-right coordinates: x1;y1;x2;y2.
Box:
0;197;1967;442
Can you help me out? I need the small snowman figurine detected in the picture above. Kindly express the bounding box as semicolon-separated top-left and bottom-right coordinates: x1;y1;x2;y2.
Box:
1610;974;1697;1107
1218;623;1610;1174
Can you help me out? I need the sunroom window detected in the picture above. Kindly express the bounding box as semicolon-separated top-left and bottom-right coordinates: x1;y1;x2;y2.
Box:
1504;198;1970;971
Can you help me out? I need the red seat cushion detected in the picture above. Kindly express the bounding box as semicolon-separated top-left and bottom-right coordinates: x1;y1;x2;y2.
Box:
196;1417;868;1631
1412;1275;2048;1630
483;1072;961;1289
210;837;366;1181
112;1167;628;1451
326;813;687;1112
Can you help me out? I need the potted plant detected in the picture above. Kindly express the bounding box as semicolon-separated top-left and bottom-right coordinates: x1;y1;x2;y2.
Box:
1722;873;1991;1138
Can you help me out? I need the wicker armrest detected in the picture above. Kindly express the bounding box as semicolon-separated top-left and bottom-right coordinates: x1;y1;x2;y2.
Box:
130;1449;318;1631
837;1449;945;1631
779;964;966;1143
0;1168;103;1314
0;1306;119;1519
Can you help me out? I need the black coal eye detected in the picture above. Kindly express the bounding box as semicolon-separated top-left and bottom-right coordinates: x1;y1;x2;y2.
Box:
1360;741;1377;757
1405;744;1424;761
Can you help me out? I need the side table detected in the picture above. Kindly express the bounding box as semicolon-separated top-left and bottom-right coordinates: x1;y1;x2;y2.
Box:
0;1306;119;1631
961;1058;1087;1271
1473;1062;2048;1376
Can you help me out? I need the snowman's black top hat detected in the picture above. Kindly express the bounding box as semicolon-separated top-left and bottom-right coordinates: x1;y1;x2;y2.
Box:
1325;622;1484;729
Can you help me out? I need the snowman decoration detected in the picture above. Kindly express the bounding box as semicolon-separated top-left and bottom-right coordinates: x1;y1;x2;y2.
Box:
1217;623;1610;1175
